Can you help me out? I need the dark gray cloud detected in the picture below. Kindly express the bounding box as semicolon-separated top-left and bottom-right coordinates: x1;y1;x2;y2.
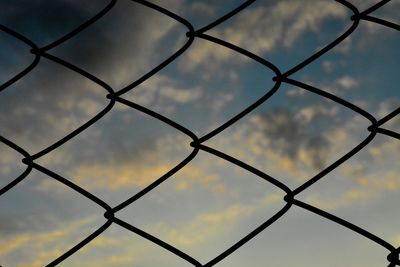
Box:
0;0;181;153
0;214;58;236
261;108;305;157
0;0;179;82
0;0;108;45
258;107;333;170
0;0;116;151
0;216;25;236
43;111;164;167
305;135;331;170
0;60;106;152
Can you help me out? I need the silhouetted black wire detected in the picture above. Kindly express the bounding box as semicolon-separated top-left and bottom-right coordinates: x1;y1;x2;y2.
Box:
0;136;32;196
281;78;377;196
115;0;195;96
105;94;200;213
38;0;118;52
0;0;399;266
356;0;400;31
112;217;203;267
0;25;40;92
281;0;359;78
191;32;282;143
28;51;116;160
360;0;391;15
375;106;400;127
195;0;256;34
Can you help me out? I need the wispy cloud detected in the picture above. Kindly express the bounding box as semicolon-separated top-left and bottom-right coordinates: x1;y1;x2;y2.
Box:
125;75;204;115
37;132;227;194
180;0;348;71
1;217;97;267
146;192;282;251
149;203;255;248
302;135;400;211
286;75;360;98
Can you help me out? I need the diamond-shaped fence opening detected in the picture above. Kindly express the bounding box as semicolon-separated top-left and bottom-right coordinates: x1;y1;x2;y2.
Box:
0;0;399;266
114;151;286;262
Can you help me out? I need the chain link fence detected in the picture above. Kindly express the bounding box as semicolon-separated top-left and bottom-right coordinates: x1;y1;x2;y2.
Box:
0;0;399;266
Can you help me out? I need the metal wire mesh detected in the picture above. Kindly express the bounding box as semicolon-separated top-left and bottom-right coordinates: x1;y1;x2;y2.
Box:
0;0;399;266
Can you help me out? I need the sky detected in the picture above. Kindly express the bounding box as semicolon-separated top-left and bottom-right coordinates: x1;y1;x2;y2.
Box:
0;0;399;266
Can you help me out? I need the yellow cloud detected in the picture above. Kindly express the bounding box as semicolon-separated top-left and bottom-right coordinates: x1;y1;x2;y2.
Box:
70;159;228;195
392;234;400;247
17;248;65;267
58;231;142;267
0;234;30;257
149;203;255;248
356;171;400;191
36;131;231;194
1;217;96;267
304;188;369;211
304;167;399;211
106;255;136;265
199;204;253;224
261;192;283;206
73;162;173;190
147;191;283;249
79;235;121;254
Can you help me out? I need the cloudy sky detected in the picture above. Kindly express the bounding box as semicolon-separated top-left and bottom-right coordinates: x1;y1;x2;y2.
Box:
0;0;399;266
